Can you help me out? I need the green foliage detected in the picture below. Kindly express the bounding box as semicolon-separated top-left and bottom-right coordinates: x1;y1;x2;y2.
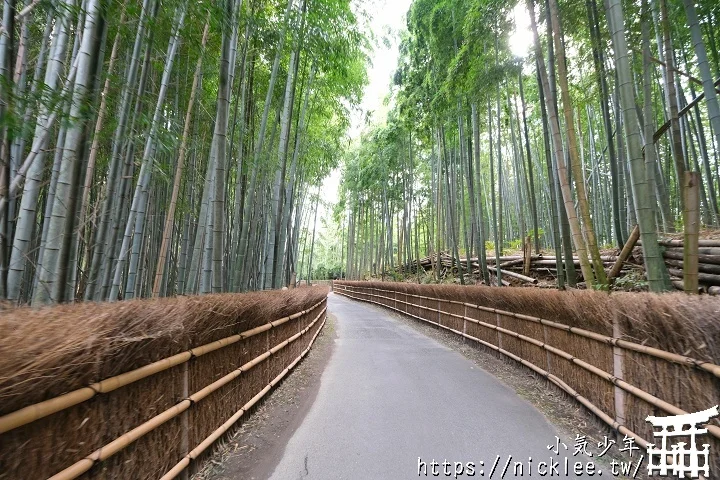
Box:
612;270;648;292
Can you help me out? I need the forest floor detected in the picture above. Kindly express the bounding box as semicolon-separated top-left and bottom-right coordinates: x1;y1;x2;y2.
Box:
371;245;641;291
370;230;720;292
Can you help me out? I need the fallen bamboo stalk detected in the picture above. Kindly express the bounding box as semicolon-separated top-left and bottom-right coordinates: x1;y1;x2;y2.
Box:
487;274;510;286
0;298;327;435
499;269;537;284
665;258;720;275
639;238;720;248
537;256;617;262
531;259;615;266
666;238;720;248
664;246;720;256
48;307;327;480
497;257;529;268
709;286;720;296
668;268;720;286
531;259;581;266
664;250;720;265
671;280;704;293
609;225;639;280
479;256;526;263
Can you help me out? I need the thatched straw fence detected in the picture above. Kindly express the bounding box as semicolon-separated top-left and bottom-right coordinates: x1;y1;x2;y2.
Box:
335;281;720;471
296;279;334;289
0;288;329;480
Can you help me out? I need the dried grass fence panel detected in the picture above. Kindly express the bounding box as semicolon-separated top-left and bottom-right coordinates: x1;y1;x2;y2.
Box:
334;281;720;470
297;280;333;291
464;307;500;348
0;288;329;480
496;313;547;374
442;301;464;333
397;288;408;314
418;294;437;323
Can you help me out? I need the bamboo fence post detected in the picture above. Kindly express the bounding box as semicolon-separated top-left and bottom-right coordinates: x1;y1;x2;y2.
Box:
266;329;270;384
608;224;639;280
463;304;467;344
684;172;700;294
496;313;503;349
542;324;551;373
523;235;532;275
180;361;189;480
612;313;626;442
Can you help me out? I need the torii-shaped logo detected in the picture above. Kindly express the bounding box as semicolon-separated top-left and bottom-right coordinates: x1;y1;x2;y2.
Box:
646;405;719;478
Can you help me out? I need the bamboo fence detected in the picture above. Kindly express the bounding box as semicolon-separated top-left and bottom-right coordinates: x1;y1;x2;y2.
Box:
0;289;329;480
334;281;720;472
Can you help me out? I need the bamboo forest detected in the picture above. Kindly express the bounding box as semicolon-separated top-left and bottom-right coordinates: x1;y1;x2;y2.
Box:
1;0;720;306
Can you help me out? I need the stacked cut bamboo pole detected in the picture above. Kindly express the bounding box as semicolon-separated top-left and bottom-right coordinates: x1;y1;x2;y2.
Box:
638;238;720;293
388;252;625;284
392;236;720;293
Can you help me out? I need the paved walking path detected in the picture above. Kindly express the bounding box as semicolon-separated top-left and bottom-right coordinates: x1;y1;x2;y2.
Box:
268;293;586;479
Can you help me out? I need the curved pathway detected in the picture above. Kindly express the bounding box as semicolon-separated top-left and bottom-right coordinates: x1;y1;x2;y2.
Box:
267;293;590;479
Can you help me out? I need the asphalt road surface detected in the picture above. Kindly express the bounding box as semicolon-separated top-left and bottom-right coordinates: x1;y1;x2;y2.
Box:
268;293;588;479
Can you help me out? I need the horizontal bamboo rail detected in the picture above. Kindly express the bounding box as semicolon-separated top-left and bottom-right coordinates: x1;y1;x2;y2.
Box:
48;305;327;480
159;313;328;480
333;287;650;447
343;285;720;377
0;298;326;435
335;285;720;441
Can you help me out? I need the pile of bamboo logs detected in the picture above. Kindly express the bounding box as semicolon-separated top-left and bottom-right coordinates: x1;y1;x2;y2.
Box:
640;238;720;294
390;236;720;294
387;252;626;285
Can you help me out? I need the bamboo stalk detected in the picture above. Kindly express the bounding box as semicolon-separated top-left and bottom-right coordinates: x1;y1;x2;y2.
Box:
664;246;720;256
640;238;720;248
0;299;327;435
668;268;720;285
609;224;639;279
497;257;529;268
48;307;327;480
665;258;720;275
499;269;537;284
663;250;720;265
672;280;704;293
684;172;701;294
523;236;532;276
